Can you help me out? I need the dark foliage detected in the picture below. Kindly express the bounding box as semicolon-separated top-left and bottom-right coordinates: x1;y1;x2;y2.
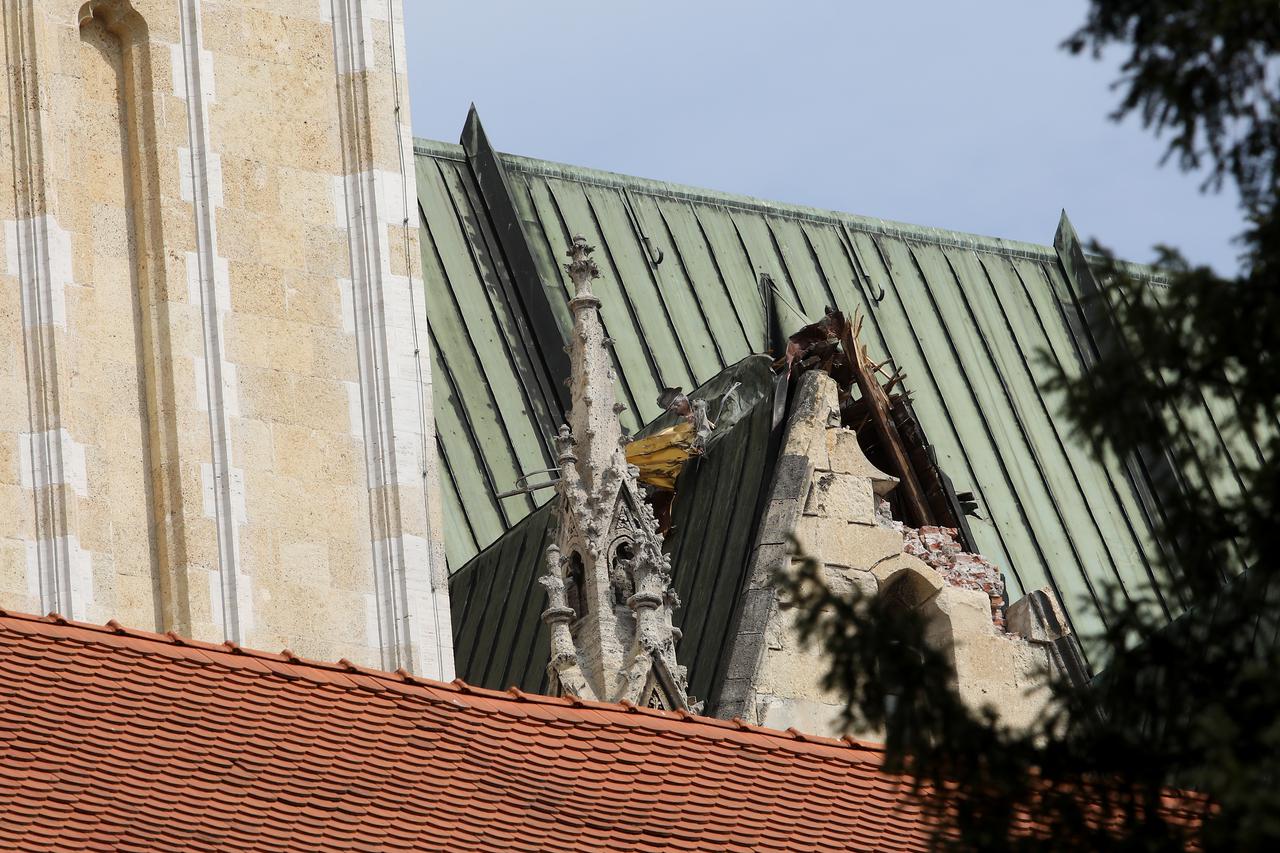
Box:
775;3;1280;849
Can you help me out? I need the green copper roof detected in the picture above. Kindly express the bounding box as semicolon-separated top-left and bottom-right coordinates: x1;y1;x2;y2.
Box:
415;119;1254;650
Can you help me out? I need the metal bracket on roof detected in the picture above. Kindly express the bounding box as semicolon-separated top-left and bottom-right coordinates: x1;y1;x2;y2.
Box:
496;467;561;499
643;237;665;266
838;226;884;304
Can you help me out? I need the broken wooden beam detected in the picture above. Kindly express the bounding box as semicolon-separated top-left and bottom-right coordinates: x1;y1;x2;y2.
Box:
839;320;932;527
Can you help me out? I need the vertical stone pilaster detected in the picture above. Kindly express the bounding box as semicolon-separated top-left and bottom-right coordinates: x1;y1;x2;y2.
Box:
328;0;451;679
4;1;88;619
176;0;244;644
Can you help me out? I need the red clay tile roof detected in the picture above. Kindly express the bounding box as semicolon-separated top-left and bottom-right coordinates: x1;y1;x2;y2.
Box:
0;608;953;852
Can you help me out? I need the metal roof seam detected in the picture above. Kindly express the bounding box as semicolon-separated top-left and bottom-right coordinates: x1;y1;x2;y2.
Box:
432;160;555;512
972;252;1148;612
1005;260;1176;621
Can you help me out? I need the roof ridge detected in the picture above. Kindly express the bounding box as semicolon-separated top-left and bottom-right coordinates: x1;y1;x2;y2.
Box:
412;135;1168;281
0;607;886;759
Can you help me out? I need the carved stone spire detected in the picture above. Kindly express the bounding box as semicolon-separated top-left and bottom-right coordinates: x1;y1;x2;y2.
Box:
539;237;690;711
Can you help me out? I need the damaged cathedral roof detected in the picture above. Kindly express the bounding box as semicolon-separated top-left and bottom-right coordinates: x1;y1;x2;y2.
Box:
417;109;1257;662
451;353;776;706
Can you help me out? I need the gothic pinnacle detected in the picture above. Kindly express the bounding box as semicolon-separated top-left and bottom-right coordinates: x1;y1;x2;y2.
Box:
539;231;690;712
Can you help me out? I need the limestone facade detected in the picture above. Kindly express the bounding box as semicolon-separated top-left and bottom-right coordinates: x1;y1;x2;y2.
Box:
719;370;1074;738
0;0;451;677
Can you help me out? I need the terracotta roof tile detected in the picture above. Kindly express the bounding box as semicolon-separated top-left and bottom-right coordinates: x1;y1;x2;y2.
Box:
0;609;1205;851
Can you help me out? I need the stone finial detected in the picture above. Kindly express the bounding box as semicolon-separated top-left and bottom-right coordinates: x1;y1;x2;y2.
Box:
539;545;568;612
555;424;575;462
564;236;600;297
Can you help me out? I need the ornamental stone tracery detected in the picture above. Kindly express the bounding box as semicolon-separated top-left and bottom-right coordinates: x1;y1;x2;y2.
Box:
539;237;691;712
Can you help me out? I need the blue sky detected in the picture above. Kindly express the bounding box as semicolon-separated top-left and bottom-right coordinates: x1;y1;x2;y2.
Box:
404;1;1243;273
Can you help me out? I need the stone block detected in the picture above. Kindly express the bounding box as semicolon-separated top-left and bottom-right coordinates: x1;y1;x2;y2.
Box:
793;514;840;562
1006;587;1071;644
949;635;1053;734
757;695;847;735
796;515;904;571
803;470;875;524
826;427;899;496
757;499;802;547
280;540;331;588
925;585;998;648
780;373;836;456
732;588;777;638
755;630;832;696
805;423;832;472
827;566;878;599
849;525;908;570
277;166;337;226
871;553;943;601
715;687;749;722
724;632;767;681
772;453;813;501
113;572;157;628
746;542;791;586
233;418;276;472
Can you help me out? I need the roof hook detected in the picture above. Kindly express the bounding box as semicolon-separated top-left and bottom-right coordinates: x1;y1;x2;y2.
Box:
642;236;665;267
496;467;561;499
836;225;885;305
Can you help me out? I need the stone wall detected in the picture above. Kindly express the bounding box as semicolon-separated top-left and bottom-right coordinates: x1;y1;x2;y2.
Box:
1;1;451;677
717;370;1065;738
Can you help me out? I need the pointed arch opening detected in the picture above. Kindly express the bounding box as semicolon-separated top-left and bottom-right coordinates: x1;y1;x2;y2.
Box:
565;550;587;622
610;540;636;606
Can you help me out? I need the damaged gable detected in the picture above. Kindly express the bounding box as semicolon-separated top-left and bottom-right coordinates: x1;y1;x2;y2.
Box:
777;308;979;543
718;367;1086;737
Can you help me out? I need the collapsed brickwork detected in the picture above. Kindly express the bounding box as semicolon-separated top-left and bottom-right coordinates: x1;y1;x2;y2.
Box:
895;523;1008;631
718;370;1080;739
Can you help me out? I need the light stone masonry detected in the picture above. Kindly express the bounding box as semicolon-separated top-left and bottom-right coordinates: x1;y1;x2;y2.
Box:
1;0;451;677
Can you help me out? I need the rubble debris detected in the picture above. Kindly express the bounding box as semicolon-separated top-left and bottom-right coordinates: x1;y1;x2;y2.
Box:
773;310;1010;632
658;386;715;449
892;522;1008;631
776;308;978;547
1007;589;1090;686
838;314;932;528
